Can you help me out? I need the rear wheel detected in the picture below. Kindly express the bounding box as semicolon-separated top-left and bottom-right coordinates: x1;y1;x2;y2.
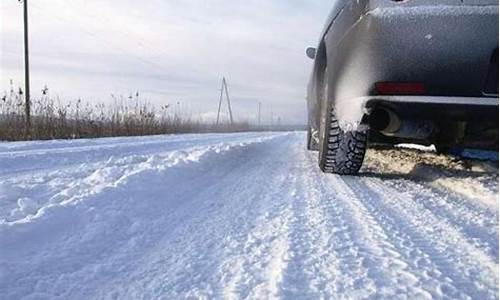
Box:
318;104;368;175
307;126;319;151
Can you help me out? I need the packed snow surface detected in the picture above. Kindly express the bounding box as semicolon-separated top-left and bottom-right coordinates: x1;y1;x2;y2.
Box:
0;132;498;299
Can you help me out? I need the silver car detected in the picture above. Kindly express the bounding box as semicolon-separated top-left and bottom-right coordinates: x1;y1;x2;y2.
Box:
306;0;499;175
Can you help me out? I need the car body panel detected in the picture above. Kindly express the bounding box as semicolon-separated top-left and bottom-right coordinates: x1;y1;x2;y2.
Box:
307;0;499;134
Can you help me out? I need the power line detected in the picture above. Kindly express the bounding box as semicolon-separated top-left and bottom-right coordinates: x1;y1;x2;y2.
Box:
27;2;173;73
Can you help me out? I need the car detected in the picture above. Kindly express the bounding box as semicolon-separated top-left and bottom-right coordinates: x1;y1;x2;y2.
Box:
306;0;499;175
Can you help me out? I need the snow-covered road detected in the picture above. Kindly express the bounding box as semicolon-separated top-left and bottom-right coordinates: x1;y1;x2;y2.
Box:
0;132;498;299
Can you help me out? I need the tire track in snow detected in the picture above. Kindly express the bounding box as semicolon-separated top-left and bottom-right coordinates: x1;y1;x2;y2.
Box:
281;150;377;299
409;171;499;215
341;176;498;299
219;175;293;300
318;175;441;299
362;178;499;298
91;134;297;299
369;178;499;261
363;148;499;213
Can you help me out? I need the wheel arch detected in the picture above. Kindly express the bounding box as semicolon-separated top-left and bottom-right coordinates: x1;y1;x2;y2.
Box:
311;40;328;131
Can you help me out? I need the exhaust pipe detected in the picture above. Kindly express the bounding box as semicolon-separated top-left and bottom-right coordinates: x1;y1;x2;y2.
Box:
370;108;435;139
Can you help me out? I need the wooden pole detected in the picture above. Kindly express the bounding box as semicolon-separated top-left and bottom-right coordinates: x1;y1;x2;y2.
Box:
258;102;261;127
222;77;234;124
216;80;224;126
23;0;31;138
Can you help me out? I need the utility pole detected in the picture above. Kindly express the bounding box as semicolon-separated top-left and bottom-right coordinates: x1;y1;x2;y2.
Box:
258;102;261;127
21;0;31;138
216;83;224;125
222;77;234;124
215;77;234;126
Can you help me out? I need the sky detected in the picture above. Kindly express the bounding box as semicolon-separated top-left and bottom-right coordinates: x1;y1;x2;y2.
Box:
1;0;331;125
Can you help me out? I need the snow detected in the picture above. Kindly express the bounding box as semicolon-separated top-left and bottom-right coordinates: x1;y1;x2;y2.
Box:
0;132;498;299
369;5;498;19
396;143;436;152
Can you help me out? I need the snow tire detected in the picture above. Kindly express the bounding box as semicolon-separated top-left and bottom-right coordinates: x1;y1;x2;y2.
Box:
318;108;367;175
307;126;319;151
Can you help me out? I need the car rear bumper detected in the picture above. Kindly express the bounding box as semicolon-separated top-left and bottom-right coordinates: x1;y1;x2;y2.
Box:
365;96;499;107
364;95;499;150
365;95;498;121
333;95;498;131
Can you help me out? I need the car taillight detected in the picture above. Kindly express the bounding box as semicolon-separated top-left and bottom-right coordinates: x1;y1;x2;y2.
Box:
375;82;426;95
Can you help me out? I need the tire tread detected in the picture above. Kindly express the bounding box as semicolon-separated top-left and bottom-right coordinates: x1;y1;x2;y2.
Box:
319;109;367;175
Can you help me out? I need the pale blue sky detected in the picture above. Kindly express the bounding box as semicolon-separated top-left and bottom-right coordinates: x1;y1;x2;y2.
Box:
1;0;331;124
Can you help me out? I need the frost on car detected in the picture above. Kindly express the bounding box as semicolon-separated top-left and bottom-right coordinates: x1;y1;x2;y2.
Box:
306;0;499;175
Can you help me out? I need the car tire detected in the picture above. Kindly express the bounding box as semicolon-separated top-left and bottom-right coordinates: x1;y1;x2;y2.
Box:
318;105;368;175
307;126;319;151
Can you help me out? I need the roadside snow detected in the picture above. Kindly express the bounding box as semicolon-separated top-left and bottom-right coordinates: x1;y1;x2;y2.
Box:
0;132;498;299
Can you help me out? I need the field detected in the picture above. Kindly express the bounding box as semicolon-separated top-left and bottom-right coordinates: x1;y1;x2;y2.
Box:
1;87;252;141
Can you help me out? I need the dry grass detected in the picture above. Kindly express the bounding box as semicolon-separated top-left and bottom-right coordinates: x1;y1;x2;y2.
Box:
0;85;251;141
